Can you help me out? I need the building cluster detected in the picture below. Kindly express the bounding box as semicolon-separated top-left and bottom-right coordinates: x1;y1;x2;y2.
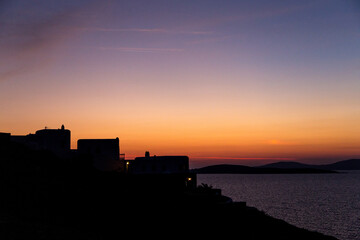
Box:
1;125;191;176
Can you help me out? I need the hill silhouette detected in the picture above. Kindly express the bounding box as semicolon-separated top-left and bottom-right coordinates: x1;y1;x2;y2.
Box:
193;164;336;174
320;159;360;170
258;161;314;169
259;159;360;170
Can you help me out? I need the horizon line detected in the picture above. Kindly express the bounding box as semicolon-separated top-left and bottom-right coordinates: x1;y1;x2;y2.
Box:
190;156;297;161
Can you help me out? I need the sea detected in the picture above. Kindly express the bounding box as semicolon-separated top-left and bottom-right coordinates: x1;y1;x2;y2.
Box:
198;171;360;240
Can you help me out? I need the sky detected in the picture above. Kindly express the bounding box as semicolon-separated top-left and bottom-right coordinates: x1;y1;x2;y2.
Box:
1;0;359;167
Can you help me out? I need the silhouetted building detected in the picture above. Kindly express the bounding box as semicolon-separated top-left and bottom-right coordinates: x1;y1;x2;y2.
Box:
126;152;196;188
9;125;71;158
5;125;123;171
77;138;121;171
128;152;189;174
0;132;10;143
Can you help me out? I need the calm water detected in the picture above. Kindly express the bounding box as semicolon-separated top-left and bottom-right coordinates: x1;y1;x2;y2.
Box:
198;171;360;240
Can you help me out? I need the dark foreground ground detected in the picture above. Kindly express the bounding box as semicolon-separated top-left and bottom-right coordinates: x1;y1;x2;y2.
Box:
0;204;339;240
0;172;338;240
0;143;338;239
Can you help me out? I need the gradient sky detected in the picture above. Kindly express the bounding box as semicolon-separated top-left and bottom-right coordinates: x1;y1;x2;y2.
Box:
1;0;359;167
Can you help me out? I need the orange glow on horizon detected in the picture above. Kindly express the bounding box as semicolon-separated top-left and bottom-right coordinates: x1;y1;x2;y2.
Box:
1;0;359;168
190;156;297;161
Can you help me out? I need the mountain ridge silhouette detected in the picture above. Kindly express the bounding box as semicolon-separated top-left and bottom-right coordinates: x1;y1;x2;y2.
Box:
192;159;360;174
258;159;360;170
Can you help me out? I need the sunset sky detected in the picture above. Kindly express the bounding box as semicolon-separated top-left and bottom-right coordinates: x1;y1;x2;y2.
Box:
1;0;359;167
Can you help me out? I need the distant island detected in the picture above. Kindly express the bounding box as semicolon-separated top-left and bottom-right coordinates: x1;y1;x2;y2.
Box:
259;159;360;170
192;159;360;174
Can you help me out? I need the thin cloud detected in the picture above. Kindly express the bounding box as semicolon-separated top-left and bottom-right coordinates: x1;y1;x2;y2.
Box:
0;68;28;82
0;1;89;53
82;27;213;35
0;13;76;81
82;27;167;33
0;0;100;81
187;35;232;45
99;46;184;53
188;2;316;29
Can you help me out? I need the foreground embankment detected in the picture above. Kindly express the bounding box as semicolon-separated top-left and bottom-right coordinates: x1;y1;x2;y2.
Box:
0;143;337;239
0;172;338;240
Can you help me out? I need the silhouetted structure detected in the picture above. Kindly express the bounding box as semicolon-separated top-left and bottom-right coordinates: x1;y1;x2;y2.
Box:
0;132;10;143
125;152;196;187
3;126;124;171
7;125;70;159
77;138;121;171
128;152;189;174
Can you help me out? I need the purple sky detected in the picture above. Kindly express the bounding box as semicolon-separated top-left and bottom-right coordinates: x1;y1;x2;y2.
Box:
1;0;359;167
